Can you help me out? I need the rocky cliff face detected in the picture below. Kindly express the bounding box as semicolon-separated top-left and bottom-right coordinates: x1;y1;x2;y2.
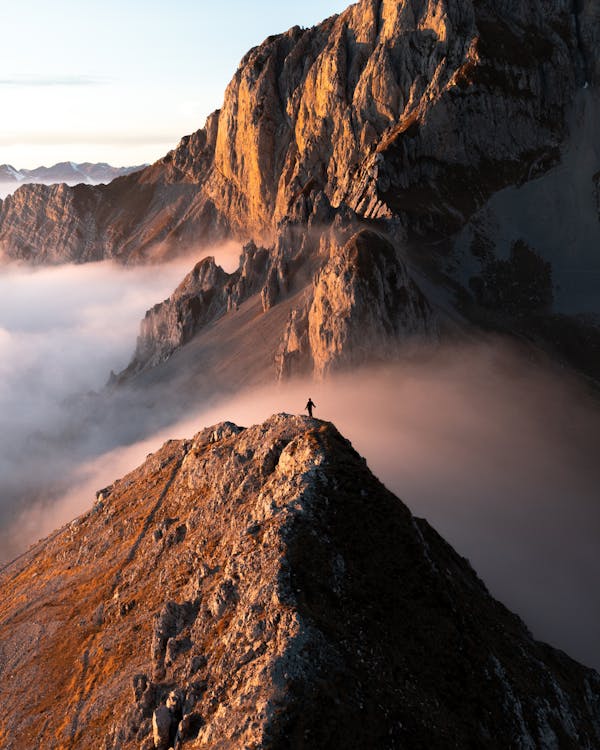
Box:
0;170;229;264
211;0;592;236
1;414;599;749
1;0;598;262
123;243;269;376
120;228;435;380
274;229;435;378
159;0;599;240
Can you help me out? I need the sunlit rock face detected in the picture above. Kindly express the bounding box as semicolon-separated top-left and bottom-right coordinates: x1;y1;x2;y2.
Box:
116;226;434;382
1;414;599;749
276;229;435;378
0;170;231;265
1;0;598;262
209;0;593;238
0;183;105;263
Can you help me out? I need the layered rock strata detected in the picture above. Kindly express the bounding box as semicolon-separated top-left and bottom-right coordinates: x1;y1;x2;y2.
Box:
1;414;599;749
0;171;228;264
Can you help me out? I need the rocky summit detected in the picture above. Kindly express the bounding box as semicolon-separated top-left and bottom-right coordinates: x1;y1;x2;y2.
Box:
1;414;599;749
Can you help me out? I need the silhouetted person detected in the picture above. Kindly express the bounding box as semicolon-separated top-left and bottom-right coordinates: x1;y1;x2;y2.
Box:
306;397;315;418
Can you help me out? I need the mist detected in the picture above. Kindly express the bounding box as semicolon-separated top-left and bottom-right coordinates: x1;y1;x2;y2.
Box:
0;244;241;547
0;255;599;672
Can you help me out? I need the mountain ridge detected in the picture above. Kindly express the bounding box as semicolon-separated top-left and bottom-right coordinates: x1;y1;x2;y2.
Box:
1;414;599;749
0;162;146;200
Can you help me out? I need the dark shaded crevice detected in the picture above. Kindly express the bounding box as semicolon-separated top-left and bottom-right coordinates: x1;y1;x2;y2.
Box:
573;0;590;85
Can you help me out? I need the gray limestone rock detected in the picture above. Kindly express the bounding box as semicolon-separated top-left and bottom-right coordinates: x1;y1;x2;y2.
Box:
277;230;435;378
120;243;270;376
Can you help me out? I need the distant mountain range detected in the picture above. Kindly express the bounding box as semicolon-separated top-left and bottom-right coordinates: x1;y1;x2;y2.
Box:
0;161;146;192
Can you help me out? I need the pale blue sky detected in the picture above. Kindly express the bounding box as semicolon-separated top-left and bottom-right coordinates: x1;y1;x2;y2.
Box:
1;0;352;168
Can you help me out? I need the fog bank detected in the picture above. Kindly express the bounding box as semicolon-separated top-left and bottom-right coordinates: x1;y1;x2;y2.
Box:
0;247;241;542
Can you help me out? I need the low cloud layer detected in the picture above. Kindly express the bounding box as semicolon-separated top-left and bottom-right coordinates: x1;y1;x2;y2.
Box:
0;247;240;537
0;258;599;672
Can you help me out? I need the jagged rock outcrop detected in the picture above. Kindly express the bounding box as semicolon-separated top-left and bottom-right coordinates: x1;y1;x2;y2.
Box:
119;225;332;378
277;229;435;378
121;227;434;381
122;243;269;375
0;183;106;263
1;0;598;263
275;299;313;379
1;414;599;749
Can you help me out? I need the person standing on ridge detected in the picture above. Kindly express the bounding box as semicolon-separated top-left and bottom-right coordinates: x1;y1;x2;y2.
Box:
306;397;316;418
